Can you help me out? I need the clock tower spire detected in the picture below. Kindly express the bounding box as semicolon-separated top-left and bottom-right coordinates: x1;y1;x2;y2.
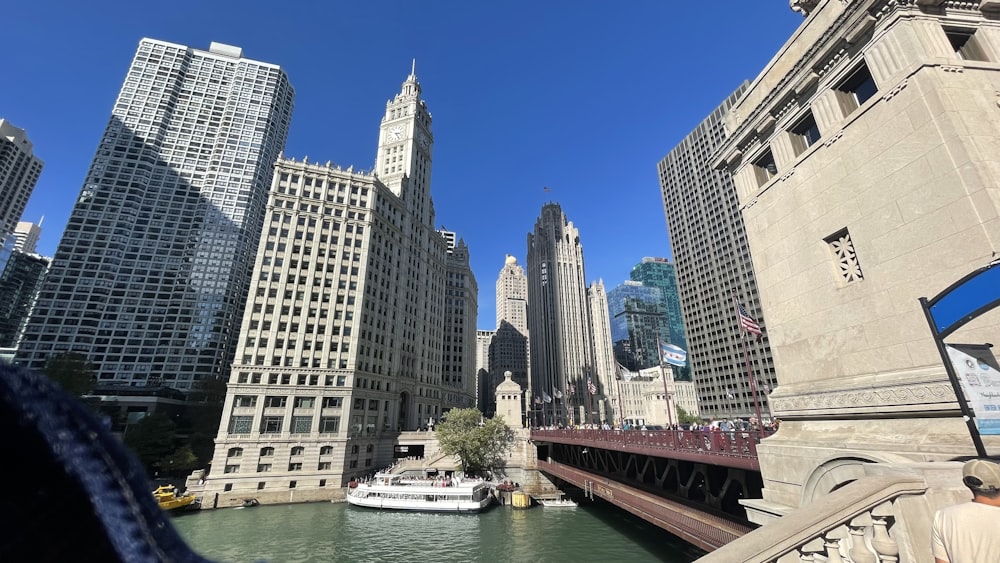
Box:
375;62;434;225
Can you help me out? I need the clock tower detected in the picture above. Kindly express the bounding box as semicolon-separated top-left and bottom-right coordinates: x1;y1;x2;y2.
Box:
376;60;434;226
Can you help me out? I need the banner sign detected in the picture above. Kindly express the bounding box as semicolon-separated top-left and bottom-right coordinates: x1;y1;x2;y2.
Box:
947;344;1000;435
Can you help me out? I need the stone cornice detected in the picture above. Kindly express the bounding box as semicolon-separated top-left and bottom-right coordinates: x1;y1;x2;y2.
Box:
771;378;957;418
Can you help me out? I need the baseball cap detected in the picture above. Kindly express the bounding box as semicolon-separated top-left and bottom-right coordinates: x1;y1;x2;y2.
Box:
962;459;1000;492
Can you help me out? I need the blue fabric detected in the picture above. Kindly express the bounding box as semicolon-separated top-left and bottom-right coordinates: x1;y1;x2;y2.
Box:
0;363;212;562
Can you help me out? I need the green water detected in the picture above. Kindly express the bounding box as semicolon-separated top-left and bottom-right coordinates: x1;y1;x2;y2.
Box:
172;499;706;563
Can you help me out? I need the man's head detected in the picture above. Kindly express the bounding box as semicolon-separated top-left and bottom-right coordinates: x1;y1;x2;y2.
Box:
962;459;1000;500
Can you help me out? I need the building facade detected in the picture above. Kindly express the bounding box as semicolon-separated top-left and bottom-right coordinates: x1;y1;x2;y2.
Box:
656;85;776;421
607;281;665;371
526;203;597;425
0;250;49;349
200;66;458;503
587;279;616;423
0;120;44;274
629;257;691;380
12;221;42;254
715;0;1000;523
16;39;294;390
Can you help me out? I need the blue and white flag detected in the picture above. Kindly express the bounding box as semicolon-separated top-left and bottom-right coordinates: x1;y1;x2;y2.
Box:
659;342;687;367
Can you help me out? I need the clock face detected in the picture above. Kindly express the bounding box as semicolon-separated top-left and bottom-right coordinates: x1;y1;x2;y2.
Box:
388;125;403;141
418;133;429;149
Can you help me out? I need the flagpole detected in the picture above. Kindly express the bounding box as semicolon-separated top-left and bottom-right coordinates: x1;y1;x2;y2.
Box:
732;290;764;427
615;368;624;429
586;371;595;425
656;338;674;428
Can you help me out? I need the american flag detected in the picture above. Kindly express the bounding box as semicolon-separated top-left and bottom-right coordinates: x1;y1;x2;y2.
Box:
738;303;763;338
587;378;597;395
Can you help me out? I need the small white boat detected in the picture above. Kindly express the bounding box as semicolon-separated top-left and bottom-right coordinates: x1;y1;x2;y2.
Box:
538;496;578;508
346;472;493;513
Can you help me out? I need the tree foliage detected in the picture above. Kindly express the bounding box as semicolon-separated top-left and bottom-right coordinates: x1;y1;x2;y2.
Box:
675;405;701;425
434;408;515;476
124;413;178;475
43;352;96;397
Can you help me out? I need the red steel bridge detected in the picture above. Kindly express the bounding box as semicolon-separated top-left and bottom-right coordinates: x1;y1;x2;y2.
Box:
529;428;772;552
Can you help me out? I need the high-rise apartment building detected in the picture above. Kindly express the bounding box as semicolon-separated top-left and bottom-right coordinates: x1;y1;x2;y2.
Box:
0;120;43;240
526;203;596;425
0;251;50;349
630;257;690;380
656;85;776;420
13;221;42;254
0;120;44;274
201;66;458;502
16;39;294;389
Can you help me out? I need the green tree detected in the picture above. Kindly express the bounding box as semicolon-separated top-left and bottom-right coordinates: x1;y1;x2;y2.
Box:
43;352;96;397
675;405;701;425
434;408;515;477
124;413;178;475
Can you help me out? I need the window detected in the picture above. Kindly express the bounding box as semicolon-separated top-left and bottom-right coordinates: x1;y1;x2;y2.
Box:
789;111;820;155
322;397;342;408
290;446;305;456
234;395;257;408
751;149;777;186
291;416;312;433
289;481;297;488
319;416;341;434
318;462;332;470
224;484;233;492
826;228;864;284
260;416;283;433
264;396;287;408
228;415;252;434
294;397;314;409
260;447;275;457
224;464;240;473
319;479;327;487
946;28;988;61
227;447;243;458
257;464;272;472
835;63;877;114
257;482;266;490
288;463;302;471
320;446;333;455
354;398;365;410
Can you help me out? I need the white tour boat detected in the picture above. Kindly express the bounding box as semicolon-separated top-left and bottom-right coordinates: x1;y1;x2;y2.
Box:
537;496;578;508
345;472;494;513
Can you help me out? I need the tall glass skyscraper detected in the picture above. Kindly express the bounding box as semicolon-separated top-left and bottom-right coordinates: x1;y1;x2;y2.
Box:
606;281;665;371
629;257;691;380
16;39;294;389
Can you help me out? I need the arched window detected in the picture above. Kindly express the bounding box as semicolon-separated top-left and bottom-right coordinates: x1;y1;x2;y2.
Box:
260;447;275;457
320;446;333;455
290;446;305;456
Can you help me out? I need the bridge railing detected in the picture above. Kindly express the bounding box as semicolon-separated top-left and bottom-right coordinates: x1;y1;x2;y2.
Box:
530;428;771;460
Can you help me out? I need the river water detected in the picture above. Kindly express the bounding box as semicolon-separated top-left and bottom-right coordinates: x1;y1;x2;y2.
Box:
173;499;706;563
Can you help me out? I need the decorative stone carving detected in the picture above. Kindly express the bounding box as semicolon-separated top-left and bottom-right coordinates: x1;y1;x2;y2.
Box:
771;382;954;414
791;0;821;16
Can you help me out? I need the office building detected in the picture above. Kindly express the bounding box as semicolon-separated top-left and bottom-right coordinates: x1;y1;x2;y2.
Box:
488;254;530;417
587;279;615;423
0;120;44;274
496;254;528;334
629;257;690;380
607;281;666;370
16;39;294;389
656;86;776;420
526;203;596;425
201;65;459;501
0;251;50;348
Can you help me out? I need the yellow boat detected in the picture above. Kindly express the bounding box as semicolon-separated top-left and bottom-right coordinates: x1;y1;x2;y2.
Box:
153;484;198;512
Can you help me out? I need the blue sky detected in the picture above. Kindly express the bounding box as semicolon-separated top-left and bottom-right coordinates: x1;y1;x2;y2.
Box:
3;1;803;330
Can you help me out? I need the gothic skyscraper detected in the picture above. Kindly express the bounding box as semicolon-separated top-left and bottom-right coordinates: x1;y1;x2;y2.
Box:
526;203;596;424
16;39;294;389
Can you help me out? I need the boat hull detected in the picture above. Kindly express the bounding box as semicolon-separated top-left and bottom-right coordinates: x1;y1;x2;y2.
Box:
346;494;491;513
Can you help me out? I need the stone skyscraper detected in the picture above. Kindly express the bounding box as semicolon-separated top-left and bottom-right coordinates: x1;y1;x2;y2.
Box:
526;203;597;425
488;254;530;417
16;39;294;389
495;254;528;333
656;85;776;420
200;65;464;502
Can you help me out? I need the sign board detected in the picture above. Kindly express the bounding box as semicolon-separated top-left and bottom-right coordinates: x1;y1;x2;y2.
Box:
947;344;1000;435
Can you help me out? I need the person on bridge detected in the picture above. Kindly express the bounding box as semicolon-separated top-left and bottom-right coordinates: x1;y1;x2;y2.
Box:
932;458;1000;563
